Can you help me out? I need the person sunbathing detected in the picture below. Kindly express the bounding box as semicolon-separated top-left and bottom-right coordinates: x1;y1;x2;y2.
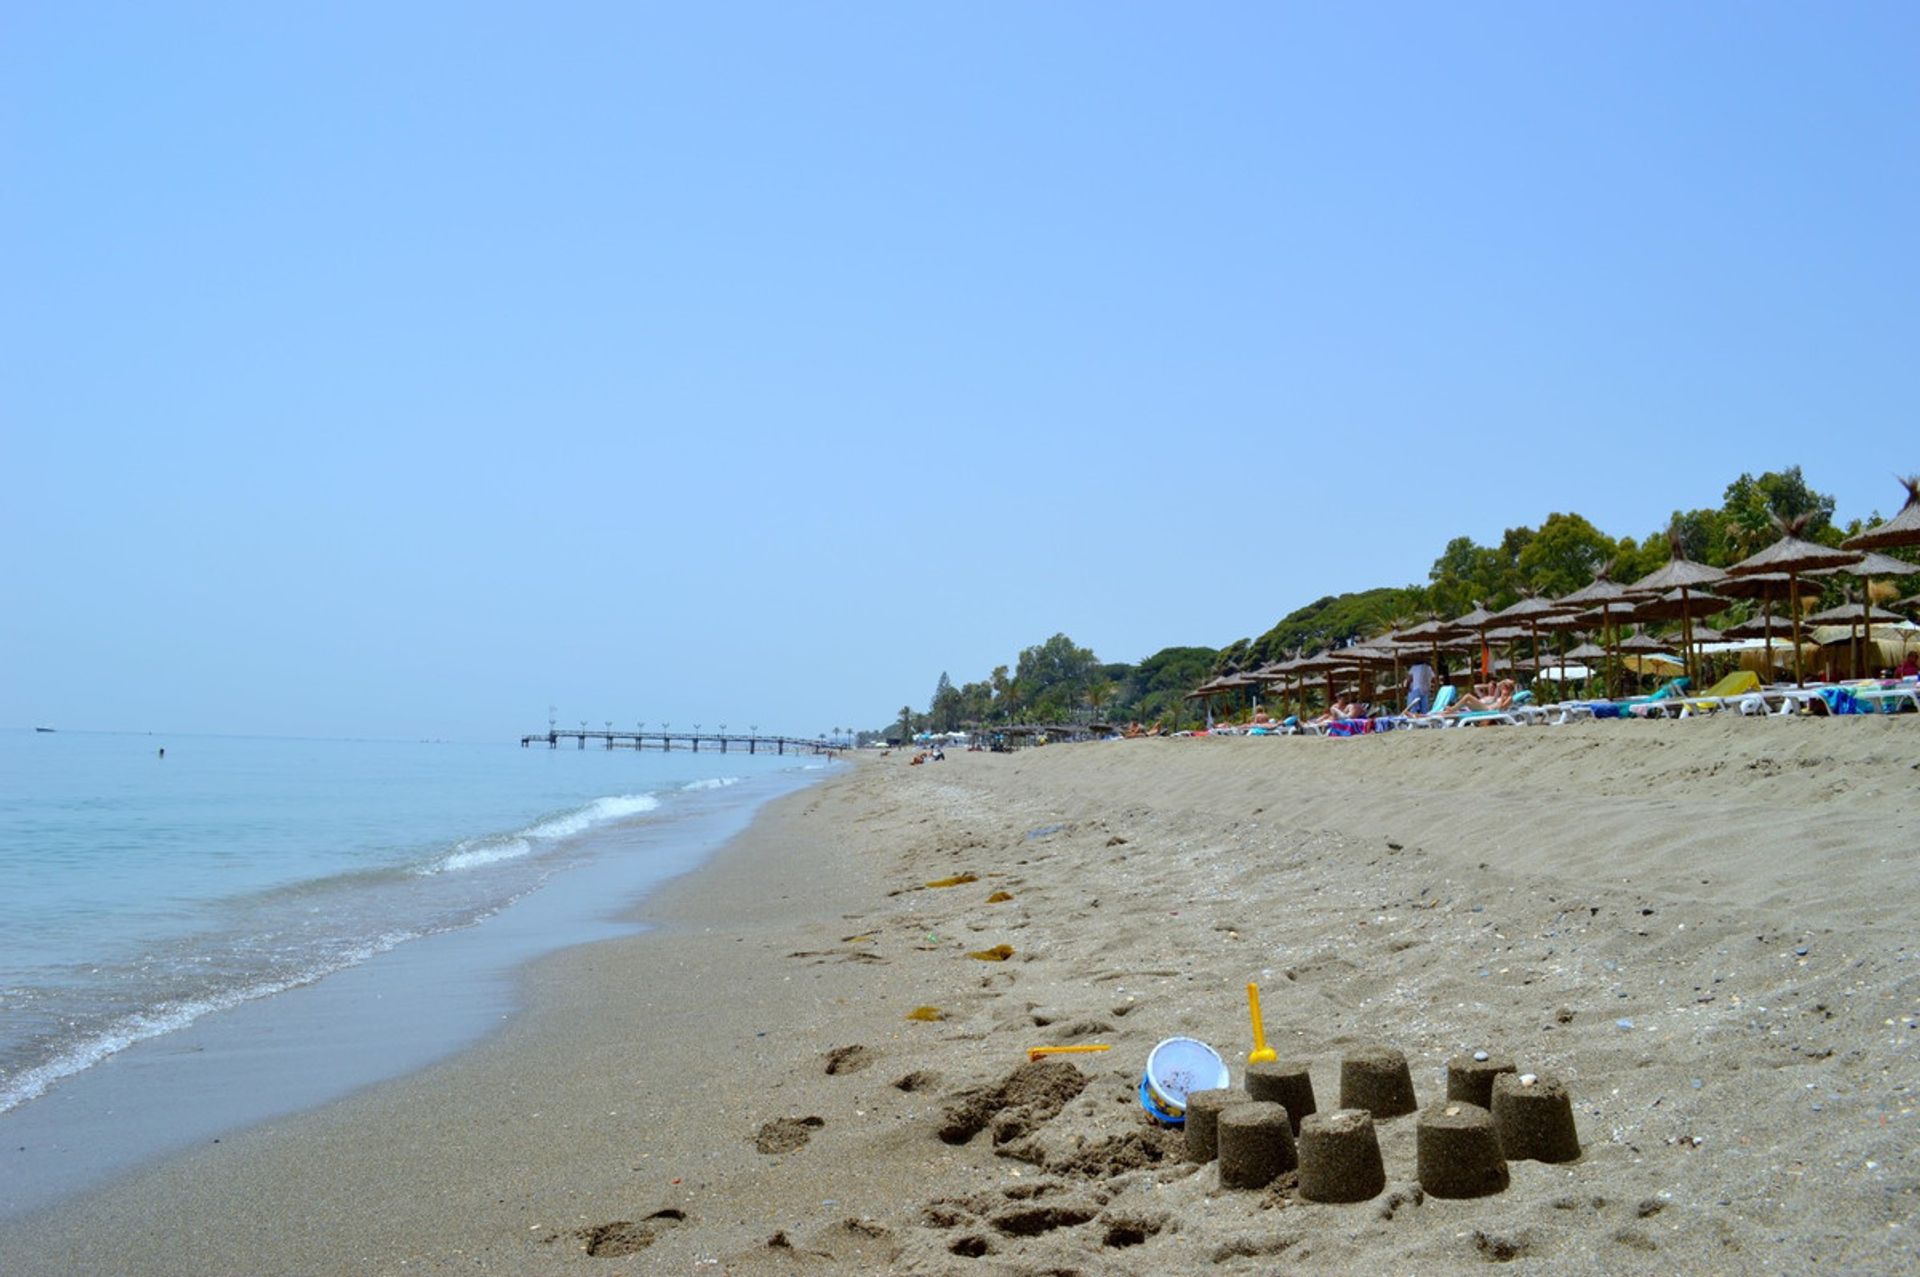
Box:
1308;698;1369;725
1450;679;1517;713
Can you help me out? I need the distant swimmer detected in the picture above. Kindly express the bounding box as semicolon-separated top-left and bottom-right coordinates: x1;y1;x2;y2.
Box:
158;747;165;760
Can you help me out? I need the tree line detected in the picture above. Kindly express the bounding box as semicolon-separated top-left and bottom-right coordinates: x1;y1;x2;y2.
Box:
872;469;1914;740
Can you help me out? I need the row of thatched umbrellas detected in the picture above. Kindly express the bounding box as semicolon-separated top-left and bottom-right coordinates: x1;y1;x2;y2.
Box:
1189;478;1920;715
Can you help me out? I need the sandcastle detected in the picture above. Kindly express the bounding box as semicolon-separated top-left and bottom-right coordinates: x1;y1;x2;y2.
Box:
1244;1059;1316;1133
1175;1043;1577;1204
1416;1100;1508;1198
1182;1087;1240;1163
1446;1051;1517;1109
1490;1072;1581;1163
1297;1108;1385;1202
1338;1046;1418;1119
1217;1101;1297;1189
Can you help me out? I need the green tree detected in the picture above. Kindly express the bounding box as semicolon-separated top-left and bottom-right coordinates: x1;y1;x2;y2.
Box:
1110;645;1218;726
1516;512;1616;597
1012;633;1101;720
989;665;1013;720
956;680;994;725
928;672;963;732
1722;468;1839;556
1252;587;1425;659
896;704;914;741
1212;638;1253;675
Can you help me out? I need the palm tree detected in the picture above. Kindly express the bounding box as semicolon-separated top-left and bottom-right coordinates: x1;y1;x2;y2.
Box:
897;705;914;741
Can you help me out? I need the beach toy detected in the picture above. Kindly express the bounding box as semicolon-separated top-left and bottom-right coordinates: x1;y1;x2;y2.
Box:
1138;1036;1231;1126
1245;983;1277;1065
1026;1044;1112;1063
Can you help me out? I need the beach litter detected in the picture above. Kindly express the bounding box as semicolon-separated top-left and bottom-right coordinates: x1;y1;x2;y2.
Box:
906;1006;947;1022
967;944;1015;961
926;873;979;888
985;890;1014;903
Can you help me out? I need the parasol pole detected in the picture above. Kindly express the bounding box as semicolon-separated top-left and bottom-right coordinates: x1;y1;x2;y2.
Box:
1762;587;1776;680
1788;572;1805;687
1679;585;1696;688
1859;581;1873;678
1604;603;1619;697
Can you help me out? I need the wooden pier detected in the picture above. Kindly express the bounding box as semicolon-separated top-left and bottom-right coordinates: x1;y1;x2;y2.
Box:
521;729;835;755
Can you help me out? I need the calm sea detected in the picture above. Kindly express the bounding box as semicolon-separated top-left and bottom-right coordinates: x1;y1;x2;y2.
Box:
0;729;822;1119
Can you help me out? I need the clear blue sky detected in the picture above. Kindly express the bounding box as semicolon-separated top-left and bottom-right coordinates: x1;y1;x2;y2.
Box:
4;3;1915;740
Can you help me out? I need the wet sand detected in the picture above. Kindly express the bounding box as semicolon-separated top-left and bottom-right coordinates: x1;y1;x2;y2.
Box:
1;720;1915;1274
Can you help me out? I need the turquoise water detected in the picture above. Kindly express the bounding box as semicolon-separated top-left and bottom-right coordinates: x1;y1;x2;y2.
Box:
0;729;817;1116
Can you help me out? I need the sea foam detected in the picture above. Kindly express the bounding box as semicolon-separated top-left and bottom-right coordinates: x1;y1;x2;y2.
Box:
421;793;662;874
0;931;416;1116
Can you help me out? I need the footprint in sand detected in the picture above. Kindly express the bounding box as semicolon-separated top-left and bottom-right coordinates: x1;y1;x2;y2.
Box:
572;1208;686;1257
755;1115;825;1153
824;1044;874;1075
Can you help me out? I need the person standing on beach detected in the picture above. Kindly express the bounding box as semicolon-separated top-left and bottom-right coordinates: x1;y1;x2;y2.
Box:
1406;658;1434;714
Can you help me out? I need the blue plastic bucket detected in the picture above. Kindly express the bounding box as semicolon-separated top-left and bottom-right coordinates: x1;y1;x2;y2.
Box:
1138;1036;1230;1126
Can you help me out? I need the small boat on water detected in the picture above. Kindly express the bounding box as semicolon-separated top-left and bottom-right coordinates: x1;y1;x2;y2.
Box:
34;726;55;733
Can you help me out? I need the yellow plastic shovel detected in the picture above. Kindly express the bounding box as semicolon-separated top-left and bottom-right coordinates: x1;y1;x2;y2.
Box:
1027;1044;1112;1063
1246;982;1277;1065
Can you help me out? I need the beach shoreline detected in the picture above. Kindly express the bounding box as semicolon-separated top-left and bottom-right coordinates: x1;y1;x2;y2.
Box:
2;725;1915;1274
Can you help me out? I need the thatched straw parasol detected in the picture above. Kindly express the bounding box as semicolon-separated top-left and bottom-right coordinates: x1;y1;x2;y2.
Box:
1804;598;1911;677
1723;515;1859;686
1809;549;1919;676
1287;650;1347;716
1616;628;1683;678
1720;614;1801;670
1449;603;1501;679
1712;572;1801;676
1391;616;1469;683
1844;476;1920;551
1629;531;1725;686
1558;568;1636;692
1618;629;1670;652
1491;593;1575;685
1631;587;1727;622
1723;613;1796;637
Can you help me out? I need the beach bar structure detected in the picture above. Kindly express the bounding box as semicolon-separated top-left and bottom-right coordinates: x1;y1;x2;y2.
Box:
522;728;834;755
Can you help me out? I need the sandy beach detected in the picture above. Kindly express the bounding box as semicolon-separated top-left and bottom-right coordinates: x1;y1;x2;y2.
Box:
2;720;1916;1275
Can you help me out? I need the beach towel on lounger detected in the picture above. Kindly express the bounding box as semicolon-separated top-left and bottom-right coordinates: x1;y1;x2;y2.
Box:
1818;687;1862;715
